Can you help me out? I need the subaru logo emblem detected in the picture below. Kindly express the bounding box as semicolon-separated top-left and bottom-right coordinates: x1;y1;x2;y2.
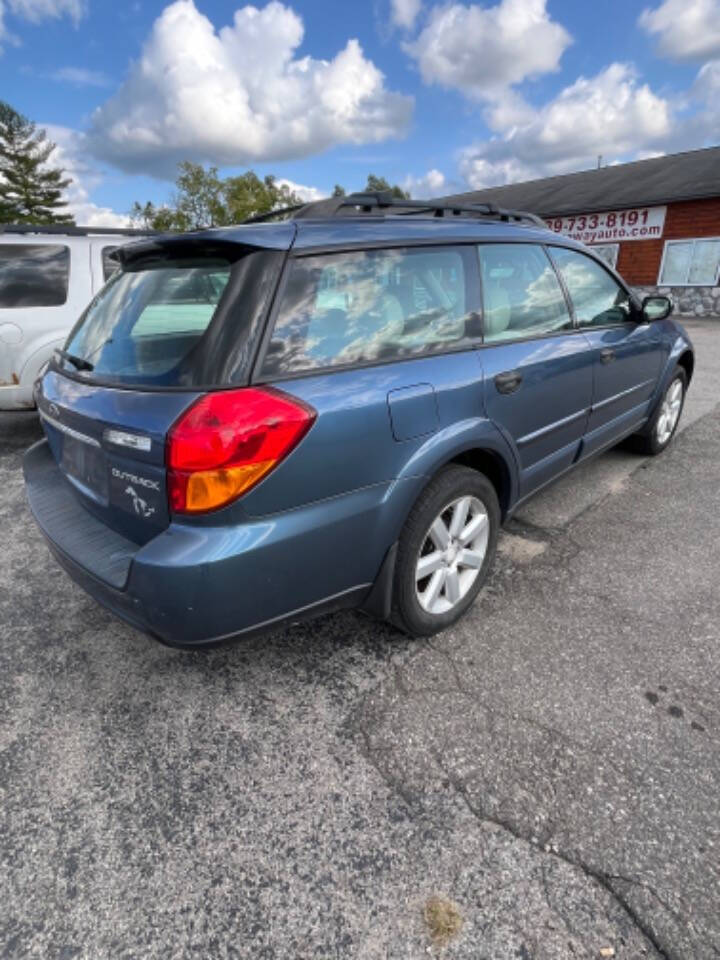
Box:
48;403;60;418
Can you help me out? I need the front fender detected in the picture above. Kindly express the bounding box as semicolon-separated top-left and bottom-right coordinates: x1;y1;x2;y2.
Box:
652;331;695;400
645;328;694;423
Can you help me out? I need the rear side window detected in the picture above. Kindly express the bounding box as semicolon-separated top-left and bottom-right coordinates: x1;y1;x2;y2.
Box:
478;244;572;342
0;244;70;308
261;246;480;377
101;246;120;281
550;247;631;327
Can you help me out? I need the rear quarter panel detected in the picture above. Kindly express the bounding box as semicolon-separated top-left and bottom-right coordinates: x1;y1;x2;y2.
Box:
242;348;517;544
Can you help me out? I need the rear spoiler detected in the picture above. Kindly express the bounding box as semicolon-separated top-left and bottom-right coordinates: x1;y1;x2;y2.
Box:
115;223;296;267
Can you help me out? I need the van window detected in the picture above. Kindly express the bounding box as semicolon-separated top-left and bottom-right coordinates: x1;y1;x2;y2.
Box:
102;246;120;281
261;246;480;377
550;247;631;327
478;244;572;341
0;244;70;308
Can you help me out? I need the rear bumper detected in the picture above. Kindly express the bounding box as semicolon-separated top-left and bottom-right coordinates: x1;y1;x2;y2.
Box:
24;439;413;647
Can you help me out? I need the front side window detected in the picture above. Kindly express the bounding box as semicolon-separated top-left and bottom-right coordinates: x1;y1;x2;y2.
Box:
659;238;720;285
0;244;69;308
590;243;619;270
478;243;572;342
260;246;479;377
550;247;631;328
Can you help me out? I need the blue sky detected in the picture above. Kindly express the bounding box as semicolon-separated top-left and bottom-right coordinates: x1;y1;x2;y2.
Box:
1;0;718;224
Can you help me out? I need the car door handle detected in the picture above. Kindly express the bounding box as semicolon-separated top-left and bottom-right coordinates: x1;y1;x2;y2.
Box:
494;370;523;394
600;348;615;365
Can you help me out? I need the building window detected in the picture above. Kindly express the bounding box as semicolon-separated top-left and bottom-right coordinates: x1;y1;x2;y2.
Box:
589;244;619;270
659;238;720;286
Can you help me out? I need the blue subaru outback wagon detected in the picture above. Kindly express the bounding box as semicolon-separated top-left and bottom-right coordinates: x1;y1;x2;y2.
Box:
24;192;694;647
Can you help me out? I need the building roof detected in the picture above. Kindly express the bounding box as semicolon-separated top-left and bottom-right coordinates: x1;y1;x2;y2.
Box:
440;145;720;217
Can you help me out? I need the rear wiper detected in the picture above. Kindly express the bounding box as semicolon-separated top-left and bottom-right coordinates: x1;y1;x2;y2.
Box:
54;348;94;372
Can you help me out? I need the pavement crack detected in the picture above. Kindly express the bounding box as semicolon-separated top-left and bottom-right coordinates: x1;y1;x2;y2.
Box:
427;749;673;960
424;638;473;697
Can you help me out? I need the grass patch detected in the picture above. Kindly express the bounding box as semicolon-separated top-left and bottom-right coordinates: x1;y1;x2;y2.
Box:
423;895;463;947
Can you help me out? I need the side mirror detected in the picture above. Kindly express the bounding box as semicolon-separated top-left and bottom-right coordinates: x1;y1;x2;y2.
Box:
641;295;673;322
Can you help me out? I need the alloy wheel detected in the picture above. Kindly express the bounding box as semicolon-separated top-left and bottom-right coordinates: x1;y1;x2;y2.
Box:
415;495;489;615
655;378;683;446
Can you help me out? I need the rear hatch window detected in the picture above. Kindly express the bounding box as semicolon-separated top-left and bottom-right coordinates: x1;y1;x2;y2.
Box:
57;248;283;388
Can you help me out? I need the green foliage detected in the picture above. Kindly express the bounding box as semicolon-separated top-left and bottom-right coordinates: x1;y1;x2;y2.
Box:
364;174;410;200
131;164;413;233
131;162;303;231
0;100;73;224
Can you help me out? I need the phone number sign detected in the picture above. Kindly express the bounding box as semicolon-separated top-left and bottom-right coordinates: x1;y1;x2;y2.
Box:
545;206;666;244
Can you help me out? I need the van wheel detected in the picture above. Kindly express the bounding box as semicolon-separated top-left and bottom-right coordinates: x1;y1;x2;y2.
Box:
633;367;687;456
392;465;500;637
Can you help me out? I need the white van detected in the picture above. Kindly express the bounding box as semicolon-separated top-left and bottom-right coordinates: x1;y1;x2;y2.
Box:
0;225;153;410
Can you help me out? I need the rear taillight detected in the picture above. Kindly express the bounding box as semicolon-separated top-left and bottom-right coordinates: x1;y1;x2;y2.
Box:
167;387;316;514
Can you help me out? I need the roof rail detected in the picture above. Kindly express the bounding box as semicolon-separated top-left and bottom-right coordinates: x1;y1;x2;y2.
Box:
242;204;306;225
339;191;546;227
243;191;545;228
0;223;159;237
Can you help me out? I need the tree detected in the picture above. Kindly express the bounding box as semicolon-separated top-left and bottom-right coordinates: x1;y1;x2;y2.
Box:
364;174;410;200
330;176;410;200
223;171;301;223
132;165;412;233
129;201;178;232
131;163;302;231
0;101;73;224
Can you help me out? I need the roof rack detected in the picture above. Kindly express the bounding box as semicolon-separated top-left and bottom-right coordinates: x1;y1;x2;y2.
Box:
244;191;546;228
0;223;158;237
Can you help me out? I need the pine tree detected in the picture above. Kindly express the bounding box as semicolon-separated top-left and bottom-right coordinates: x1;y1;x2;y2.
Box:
0;101;74;225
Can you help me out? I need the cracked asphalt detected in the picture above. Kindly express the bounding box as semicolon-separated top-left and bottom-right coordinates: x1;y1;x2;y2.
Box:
1;320;719;960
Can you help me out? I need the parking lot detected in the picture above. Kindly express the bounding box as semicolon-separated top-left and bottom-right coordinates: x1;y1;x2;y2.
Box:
1;320;719;960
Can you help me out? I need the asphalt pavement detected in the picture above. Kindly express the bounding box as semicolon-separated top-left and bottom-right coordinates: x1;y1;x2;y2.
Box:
1;321;718;959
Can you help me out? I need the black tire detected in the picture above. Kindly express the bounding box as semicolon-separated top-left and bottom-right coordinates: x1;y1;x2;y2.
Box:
392;465;500;637
632;366;687;456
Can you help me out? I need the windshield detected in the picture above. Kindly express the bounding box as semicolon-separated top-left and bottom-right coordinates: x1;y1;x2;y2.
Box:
58;249;283;388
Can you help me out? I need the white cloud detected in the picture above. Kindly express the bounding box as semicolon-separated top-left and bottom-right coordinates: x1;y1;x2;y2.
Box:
88;0;413;176
51;66;109;86
391;0;422;30
1;0;85;48
694;58;720;99
459;63;672;187
276;177;325;203
44;125;131;227
7;0;84;22
688;58;720;133
405;0;571;100
402;168;447;197
639;0;720;61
